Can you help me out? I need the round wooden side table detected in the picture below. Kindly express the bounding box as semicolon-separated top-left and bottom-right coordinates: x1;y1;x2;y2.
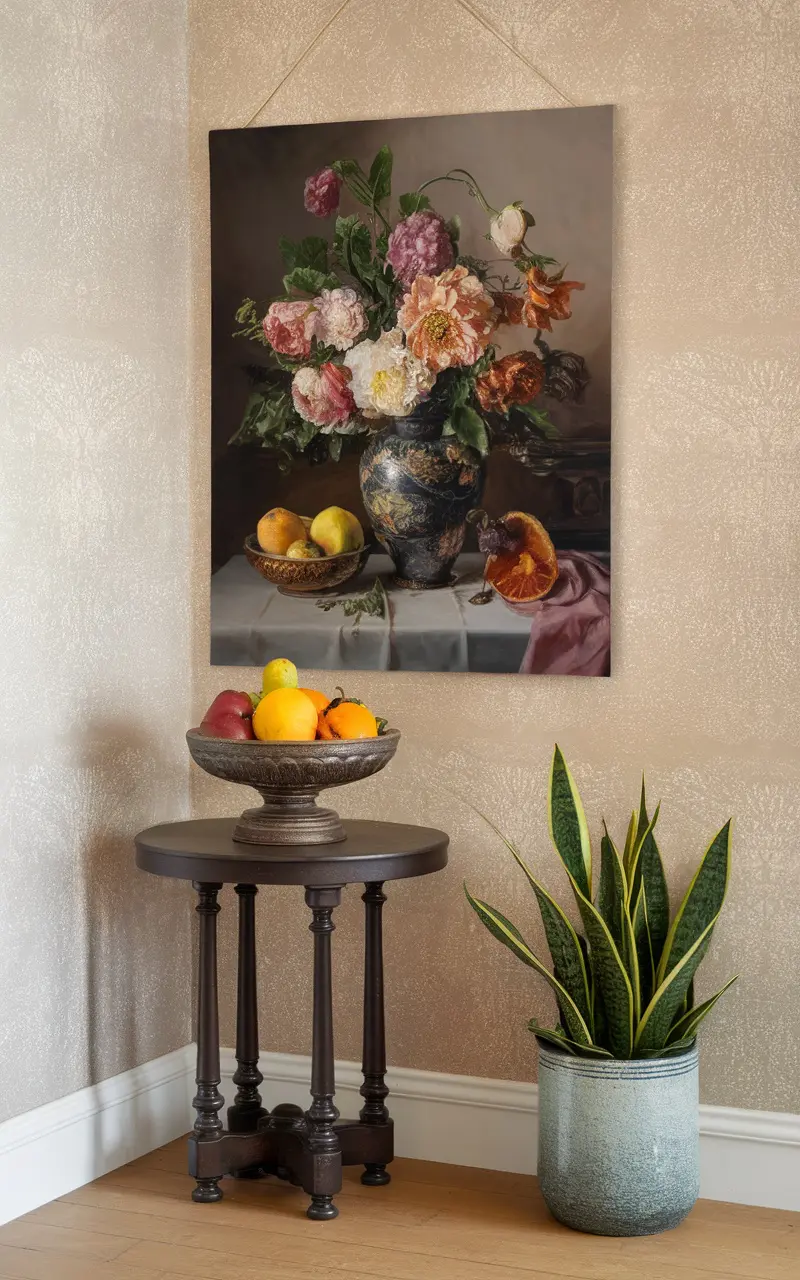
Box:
135;817;448;1220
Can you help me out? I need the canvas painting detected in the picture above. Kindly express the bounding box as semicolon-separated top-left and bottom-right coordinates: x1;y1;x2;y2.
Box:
210;107;611;675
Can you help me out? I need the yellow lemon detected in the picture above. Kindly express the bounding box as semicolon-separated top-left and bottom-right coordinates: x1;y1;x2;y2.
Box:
309;506;364;556
262;657;298;694
252;688;317;741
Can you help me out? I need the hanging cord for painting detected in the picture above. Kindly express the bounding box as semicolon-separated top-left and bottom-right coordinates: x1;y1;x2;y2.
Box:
241;0;576;128
453;0;577;106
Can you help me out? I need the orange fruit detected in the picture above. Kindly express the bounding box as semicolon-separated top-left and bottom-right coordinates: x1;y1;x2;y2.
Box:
484;510;558;603
252;688;317;741
317;700;378;740
257;507;306;555
299;688;330;714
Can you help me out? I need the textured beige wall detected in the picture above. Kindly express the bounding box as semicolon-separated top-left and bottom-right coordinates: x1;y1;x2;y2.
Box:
0;1;192;1122
189;0;800;1112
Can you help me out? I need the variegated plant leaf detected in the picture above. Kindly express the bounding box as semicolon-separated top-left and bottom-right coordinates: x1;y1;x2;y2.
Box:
657;820;732;984
597;824;626;947
667;977;738;1045
571;882;634;1058
528;1019;613;1059
464;807;593;1033
635;919;718;1054
638;1035;697;1058
464;887;593;1047
629;807;669;974
622;809;637;877
632;883;656;1008
549;745;592;899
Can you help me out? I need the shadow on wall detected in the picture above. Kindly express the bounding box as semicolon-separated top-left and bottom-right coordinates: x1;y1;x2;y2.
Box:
73;719;192;1171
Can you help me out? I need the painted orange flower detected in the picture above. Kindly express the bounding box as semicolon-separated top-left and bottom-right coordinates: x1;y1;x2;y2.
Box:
490;291;525;326
475;351;544;414
523;267;584;331
398;265;497;372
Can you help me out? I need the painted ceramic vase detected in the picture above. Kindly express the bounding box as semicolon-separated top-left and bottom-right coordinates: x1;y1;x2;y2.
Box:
537;1038;700;1236
359;413;484;589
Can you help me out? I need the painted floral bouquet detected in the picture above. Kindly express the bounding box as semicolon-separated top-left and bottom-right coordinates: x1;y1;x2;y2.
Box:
232;146;589;470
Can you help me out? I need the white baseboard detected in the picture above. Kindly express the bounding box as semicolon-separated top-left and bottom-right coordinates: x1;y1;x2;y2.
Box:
0;1045;195;1226
225;1049;800;1214
2;1044;797;1228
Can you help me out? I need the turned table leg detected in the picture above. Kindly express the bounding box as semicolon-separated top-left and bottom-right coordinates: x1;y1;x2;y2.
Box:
360;881;391;1186
304;886;342;1220
192;882;224;1203
228;885;268;1174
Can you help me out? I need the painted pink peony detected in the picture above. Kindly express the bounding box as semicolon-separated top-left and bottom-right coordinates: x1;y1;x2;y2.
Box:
291;362;356;429
398;265;497;372
386;210;454;286
262;300;317;358
313;287;367;351
304;167;342;218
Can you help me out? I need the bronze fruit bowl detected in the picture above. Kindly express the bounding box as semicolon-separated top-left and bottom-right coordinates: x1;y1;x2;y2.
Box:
244;529;369;595
186;727;400;846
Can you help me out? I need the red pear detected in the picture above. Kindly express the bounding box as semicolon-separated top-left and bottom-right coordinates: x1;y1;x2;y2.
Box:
198;690;255;740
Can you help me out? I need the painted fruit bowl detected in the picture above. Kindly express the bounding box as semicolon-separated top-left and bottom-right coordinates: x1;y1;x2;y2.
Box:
244;520;369;595
186;727;400;846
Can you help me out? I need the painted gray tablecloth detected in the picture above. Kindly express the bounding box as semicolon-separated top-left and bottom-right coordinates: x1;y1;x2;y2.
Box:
211;553;532;672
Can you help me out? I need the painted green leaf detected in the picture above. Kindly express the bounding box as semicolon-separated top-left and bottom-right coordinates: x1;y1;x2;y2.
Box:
658;820;732;983
452;405;489;456
464;886;592;1046
549;746;592;899
597;825;626;947
572;885;633;1058
635;919;718;1054
282;266;338;296
278;234;329;273
667;977;738;1045
368;144;393;205
398;191;431;216
528;1020;613;1059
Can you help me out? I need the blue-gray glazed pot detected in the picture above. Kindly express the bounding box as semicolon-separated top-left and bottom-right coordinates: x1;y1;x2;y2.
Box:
537;1038;699;1236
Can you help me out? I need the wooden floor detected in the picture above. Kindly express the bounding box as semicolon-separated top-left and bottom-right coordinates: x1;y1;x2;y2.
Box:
0;1138;798;1280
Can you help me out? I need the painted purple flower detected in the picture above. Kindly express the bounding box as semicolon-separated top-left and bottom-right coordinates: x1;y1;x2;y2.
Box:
304;167;341;218
386;210;454;287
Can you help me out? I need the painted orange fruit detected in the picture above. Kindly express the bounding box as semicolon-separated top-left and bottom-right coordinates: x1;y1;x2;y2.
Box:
317;697;378;740
484;511;558;603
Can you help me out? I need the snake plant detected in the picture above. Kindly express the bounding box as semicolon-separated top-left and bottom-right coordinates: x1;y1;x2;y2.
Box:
466;746;735;1059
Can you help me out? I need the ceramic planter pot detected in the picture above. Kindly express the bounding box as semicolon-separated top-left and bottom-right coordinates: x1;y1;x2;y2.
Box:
537;1038;699;1236
359;413;484;589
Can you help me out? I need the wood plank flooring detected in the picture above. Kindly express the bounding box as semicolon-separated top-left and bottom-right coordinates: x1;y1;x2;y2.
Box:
0;1137;797;1279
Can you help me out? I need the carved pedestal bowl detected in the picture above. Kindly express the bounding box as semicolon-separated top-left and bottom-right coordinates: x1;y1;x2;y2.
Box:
186;728;400;846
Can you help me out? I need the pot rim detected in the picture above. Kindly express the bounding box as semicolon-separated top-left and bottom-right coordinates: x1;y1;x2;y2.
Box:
535;1034;698;1073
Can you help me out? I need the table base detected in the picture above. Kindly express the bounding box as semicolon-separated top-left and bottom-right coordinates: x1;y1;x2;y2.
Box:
190;1107;393;1216
190;878;394;1220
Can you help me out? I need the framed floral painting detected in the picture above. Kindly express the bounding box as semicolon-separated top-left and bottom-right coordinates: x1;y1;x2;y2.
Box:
210;107;611;675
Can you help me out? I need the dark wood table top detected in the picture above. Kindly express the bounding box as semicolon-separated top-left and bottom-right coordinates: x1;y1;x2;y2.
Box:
135;817;449;886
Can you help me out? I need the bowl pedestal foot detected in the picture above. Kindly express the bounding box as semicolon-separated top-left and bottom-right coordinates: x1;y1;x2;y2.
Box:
233;789;346;846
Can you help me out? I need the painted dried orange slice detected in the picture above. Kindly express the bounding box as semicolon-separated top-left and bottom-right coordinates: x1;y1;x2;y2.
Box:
484;510;558;603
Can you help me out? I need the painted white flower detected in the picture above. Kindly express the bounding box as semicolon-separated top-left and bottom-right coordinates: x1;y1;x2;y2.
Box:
489;203;529;256
343;328;435;418
313;286;367;351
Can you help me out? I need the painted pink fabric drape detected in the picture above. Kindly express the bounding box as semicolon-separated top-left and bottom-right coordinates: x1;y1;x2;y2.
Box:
502;552;610;676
